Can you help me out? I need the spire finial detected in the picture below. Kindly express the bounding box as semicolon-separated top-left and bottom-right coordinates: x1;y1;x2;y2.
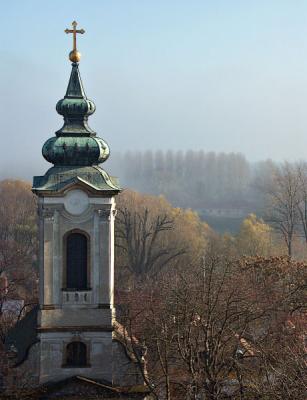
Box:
65;20;85;63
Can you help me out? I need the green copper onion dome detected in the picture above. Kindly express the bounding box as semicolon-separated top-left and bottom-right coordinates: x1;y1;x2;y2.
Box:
33;25;120;195
42;62;110;166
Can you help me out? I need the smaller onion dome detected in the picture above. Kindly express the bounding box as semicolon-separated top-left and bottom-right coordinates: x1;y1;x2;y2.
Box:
55;62;96;137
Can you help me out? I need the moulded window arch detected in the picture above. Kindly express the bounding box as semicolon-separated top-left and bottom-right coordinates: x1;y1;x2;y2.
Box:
66;341;87;367
65;230;89;290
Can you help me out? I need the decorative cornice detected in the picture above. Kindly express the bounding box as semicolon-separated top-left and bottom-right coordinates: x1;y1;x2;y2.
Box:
37;325;114;333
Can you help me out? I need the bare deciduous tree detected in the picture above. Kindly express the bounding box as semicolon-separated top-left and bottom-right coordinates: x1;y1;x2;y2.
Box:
115;190;210;282
121;252;306;399
264;162;301;257
116;206;185;277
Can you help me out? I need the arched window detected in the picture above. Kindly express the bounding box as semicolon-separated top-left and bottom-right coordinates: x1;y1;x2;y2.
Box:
66;232;88;290
66;341;87;367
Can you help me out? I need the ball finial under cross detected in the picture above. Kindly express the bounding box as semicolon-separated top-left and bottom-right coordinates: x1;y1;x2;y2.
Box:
65;21;85;63
69;50;82;63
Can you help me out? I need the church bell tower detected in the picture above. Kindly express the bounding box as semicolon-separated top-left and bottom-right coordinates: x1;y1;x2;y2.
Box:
32;21;121;384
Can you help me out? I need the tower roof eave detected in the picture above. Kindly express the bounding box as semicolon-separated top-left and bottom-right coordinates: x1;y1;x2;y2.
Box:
32;166;121;196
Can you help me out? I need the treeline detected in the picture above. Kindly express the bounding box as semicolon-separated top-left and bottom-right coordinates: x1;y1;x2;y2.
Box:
107;150;273;211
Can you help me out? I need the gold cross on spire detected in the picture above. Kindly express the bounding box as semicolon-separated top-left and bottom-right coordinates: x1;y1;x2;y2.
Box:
65;21;85;63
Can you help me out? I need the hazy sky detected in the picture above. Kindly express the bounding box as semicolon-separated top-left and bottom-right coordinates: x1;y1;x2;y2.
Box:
1;0;307;179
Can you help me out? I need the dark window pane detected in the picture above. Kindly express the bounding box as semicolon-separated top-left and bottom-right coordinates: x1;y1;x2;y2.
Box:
66;232;87;289
66;341;87;367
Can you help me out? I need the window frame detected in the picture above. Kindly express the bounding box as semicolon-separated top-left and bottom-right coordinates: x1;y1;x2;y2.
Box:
63;229;91;291
62;340;91;368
